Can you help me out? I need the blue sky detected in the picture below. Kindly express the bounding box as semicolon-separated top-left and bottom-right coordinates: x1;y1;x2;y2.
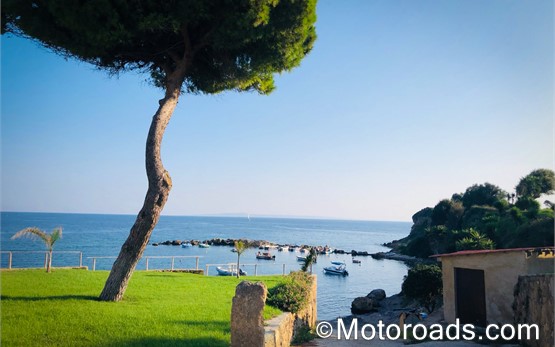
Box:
1;0;553;221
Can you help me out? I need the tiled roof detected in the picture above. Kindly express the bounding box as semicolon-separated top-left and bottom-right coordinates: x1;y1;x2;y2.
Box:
431;247;555;258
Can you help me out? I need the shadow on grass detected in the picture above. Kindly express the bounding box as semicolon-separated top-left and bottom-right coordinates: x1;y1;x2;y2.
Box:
0;295;98;302
103;337;228;347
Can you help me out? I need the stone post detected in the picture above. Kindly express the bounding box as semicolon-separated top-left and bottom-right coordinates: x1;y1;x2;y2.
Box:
231;281;267;347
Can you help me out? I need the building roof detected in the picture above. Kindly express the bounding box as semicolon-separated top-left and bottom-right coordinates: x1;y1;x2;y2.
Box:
431;247;555;259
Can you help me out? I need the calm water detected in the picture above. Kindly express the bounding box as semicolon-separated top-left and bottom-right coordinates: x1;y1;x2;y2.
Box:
0;212;410;319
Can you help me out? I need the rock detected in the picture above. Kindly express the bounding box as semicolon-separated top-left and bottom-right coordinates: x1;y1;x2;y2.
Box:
367;289;386;301
161;240;171;245
231;281;267;347
171;240;181;246
351;296;378;314
152;243;159;246
370;252;386;259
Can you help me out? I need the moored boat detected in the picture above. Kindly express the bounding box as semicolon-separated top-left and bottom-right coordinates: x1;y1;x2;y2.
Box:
352;258;361;264
324;262;349;276
216;265;247;276
181;242;191;248
296;256;307;262
256;251;275;260
199;243;210;248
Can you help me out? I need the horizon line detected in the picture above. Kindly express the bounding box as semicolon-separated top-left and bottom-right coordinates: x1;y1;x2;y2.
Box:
0;210;412;224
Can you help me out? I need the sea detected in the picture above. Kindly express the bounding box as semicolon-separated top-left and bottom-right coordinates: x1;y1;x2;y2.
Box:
0;212;411;320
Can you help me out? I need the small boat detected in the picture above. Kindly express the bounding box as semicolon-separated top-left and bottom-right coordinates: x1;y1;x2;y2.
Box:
324;262;349;276
296;256;307;262
181;242;191;248
256;251;275;260
198;243;210;248
278;246;285;252
288;247;295;252
352;259;361;264
216;265;247;276
231;248;238;252
300;248;307;254
319;247;333;255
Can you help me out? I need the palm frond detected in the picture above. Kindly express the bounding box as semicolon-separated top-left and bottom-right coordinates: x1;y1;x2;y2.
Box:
50;227;63;245
11;227;50;244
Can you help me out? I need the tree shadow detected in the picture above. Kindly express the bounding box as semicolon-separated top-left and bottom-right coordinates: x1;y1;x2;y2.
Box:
0;295;98;302
102;337;229;347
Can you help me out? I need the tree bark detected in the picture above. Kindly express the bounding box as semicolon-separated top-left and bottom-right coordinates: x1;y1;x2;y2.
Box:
99;66;187;301
47;249;52;273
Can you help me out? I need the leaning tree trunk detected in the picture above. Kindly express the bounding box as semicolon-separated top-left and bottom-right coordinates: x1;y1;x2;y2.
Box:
99;66;187;301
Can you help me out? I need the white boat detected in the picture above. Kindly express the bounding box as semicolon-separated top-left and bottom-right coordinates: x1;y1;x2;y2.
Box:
256;251;275;260
296;256;307;262
199;243;210;248
181;242;191;248
324;262;349;276
216;265;246;276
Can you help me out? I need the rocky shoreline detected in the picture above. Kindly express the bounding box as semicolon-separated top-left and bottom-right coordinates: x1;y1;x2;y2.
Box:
151;237;376;256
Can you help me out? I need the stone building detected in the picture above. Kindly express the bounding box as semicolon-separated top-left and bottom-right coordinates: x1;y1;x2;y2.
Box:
433;247;554;326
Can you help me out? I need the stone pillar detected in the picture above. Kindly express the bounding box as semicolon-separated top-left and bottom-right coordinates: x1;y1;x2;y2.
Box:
231;281;267;347
513;274;554;347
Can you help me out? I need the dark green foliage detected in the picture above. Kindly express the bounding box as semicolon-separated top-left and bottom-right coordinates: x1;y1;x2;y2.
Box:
455;228;495;251
461;183;507;208
394;169;554;259
267;271;313;314
403;235;433;258
515;169;555;199
2;0;317;95
402;264;443;313
461;205;498;230
508;215;554;248
431;199;464;229
515;197;540;215
301;248;317;272
291;325;316;345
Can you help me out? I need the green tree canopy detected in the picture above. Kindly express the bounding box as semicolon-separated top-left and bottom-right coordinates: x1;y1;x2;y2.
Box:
461;183;507;208
2;0;316;95
2;0;317;301
515;169;555;199
402;264;443;313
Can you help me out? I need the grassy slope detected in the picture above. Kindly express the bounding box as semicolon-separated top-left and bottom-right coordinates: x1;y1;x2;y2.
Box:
1;269;283;347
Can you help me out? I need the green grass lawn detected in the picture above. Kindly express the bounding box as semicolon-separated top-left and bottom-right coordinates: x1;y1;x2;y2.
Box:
1;269;284;347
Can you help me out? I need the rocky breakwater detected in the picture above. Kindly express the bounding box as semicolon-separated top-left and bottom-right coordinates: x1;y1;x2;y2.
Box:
152;238;274;247
369;251;421;264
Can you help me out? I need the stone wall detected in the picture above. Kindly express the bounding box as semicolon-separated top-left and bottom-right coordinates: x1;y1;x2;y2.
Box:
513;274;554;347
264;276;317;347
230;276;317;347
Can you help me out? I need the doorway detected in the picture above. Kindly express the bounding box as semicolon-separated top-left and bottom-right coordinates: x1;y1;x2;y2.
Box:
455;267;487;326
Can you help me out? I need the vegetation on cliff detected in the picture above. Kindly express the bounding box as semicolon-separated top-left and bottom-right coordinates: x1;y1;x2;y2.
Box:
388;169;555;258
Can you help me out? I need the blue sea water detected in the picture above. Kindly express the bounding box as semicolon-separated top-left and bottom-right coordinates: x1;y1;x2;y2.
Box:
0;212;411;320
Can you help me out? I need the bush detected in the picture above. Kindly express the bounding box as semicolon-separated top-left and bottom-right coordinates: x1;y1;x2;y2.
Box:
402;264;442;313
455;228;495;251
267;271;313;313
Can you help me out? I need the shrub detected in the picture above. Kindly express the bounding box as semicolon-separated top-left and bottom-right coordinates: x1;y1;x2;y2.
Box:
267;271;313;313
455;228;495;251
402;264;442;313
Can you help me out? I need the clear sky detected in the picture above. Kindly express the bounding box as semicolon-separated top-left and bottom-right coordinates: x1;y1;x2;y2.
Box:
1;0;553;222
